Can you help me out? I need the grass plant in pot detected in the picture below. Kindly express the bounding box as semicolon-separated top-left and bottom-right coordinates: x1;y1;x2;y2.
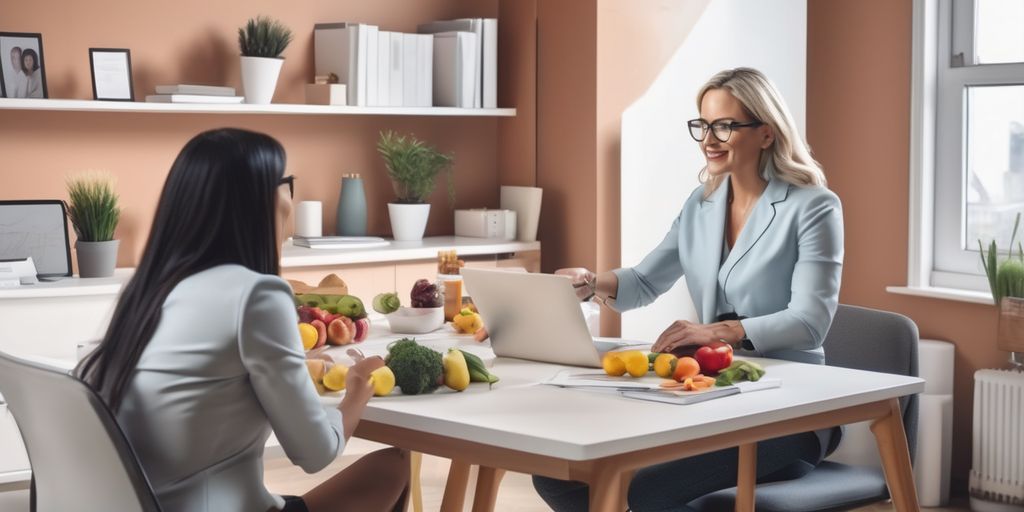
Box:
66;173;121;278
979;212;1024;368
238;16;293;104
377;130;455;241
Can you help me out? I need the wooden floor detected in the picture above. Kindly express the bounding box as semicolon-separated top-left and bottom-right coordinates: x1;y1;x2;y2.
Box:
263;438;971;512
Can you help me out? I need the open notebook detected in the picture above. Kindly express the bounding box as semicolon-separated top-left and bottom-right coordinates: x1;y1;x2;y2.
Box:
542;369;781;405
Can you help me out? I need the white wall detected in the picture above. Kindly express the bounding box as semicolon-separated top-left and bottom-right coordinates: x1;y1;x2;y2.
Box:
620;0;807;341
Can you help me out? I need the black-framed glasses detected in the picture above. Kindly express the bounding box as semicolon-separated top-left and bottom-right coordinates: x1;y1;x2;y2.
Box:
687;118;764;143
279;175;296;199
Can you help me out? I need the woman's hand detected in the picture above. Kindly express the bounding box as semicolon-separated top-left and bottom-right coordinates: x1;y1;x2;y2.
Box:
555;267;597;301
651;320;728;354
343;350;385;406
339;350;385;440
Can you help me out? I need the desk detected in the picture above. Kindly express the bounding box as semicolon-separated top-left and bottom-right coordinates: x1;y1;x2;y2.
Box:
325;335;924;512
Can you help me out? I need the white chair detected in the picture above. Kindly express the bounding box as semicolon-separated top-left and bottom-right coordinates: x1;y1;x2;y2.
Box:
0;350;162;512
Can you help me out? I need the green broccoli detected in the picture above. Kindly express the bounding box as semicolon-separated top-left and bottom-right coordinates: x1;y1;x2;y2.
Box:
385;338;443;395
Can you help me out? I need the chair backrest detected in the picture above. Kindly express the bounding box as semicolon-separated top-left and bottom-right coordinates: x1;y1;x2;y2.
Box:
822;304;920;460
0;351;162;512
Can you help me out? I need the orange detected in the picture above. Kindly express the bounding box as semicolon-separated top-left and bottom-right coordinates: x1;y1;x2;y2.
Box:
602;354;626;376
672;356;700;382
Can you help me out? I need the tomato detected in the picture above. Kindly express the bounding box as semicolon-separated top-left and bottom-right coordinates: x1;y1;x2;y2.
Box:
694;341;733;374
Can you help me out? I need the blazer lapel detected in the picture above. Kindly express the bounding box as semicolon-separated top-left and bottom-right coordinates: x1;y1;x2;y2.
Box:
719;173;791;290
695;179;729;322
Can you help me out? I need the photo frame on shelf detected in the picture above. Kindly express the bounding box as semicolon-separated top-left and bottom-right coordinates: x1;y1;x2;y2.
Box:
89;48;134;101
0;32;48;99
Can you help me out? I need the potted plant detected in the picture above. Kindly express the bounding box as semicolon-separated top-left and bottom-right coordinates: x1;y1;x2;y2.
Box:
377;130;455;241
66;173;121;278
238;16;293;104
980;212;1024;366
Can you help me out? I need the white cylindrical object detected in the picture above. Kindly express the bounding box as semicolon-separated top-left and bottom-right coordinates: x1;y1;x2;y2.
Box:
919;339;955;395
915;339;955;506
240;56;284;104
294;201;323;238
916;394;953;507
500;186;543;242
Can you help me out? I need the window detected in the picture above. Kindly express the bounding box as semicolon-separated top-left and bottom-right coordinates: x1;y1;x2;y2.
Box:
929;0;1024;292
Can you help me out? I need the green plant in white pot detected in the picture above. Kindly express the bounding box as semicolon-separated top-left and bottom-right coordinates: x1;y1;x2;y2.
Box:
980;212;1024;366
238;16;293;104
377;130;455;241
66;173;121;278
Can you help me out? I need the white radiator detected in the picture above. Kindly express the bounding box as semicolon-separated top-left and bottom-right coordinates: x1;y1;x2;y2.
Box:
970;368;1024;510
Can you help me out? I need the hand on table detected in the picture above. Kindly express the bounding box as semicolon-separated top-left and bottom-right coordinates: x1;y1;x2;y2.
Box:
651;320;724;355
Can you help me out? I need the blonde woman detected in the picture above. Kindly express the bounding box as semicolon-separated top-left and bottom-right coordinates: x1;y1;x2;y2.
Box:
535;68;844;511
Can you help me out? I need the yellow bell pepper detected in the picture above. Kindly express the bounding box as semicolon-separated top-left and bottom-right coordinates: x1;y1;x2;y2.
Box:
452;307;484;334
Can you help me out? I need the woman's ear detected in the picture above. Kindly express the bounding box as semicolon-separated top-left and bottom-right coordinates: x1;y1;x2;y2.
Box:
760;125;775;149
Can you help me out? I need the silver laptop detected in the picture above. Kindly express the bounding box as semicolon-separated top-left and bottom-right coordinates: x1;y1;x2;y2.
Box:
461;268;644;367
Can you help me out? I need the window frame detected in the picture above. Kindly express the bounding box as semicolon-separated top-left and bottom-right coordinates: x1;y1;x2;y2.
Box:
899;0;1024;301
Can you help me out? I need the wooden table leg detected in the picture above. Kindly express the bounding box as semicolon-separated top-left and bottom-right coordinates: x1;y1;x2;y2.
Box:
440;459;472;512
870;398;920;512
588;462;627;512
409;451;423;512
470;466;507;512
735;443;757;512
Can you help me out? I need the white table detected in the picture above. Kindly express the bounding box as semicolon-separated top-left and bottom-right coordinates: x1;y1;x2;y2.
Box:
323;331;925;512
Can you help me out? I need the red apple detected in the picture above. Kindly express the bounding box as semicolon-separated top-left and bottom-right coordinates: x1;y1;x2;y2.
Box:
327;317;355;345
297;306;318;324
353;317;370;342
311;307;333;325
309;320;327;349
694;341;733;374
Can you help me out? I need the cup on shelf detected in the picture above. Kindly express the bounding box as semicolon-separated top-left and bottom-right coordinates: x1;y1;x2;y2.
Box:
295;201;323;238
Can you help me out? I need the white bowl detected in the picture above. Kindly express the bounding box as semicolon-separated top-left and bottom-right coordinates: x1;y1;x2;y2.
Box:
386;307;445;334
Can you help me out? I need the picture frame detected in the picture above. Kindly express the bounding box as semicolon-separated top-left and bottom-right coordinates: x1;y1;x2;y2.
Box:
89;48;135;101
0;32;48;99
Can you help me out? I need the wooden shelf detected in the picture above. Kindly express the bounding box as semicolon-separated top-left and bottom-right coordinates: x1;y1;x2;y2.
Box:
0;98;516;117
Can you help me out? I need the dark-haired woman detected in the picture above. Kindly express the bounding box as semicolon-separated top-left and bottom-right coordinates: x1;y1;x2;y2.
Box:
77;128;408;512
21;48;42;98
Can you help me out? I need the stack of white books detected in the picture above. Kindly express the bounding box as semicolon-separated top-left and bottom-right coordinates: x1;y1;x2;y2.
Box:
315;23;432;108
145;85;243;104
313;18;497;109
418;18;497;109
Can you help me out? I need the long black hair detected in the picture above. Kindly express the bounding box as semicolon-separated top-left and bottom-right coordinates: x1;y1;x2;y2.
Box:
78;128;286;411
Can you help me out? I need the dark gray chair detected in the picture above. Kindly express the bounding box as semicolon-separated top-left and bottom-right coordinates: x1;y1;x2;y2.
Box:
688;304;919;511
0;350;162;512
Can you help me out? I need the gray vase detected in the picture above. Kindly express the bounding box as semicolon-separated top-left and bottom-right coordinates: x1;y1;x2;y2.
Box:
336;174;368;236
76;240;119;278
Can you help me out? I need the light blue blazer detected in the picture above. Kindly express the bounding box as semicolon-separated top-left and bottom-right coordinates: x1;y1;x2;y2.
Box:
611;172;844;365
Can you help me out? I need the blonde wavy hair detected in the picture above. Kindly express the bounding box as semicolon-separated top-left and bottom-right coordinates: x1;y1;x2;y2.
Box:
696;67;826;196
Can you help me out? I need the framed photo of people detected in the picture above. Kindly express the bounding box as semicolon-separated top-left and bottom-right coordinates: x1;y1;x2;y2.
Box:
1;32;48;99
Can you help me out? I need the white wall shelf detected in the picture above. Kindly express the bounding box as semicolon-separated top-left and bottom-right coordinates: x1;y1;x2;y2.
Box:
0;98;516;117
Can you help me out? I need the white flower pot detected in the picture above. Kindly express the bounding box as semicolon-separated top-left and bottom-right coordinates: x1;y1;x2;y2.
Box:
240;56;283;104
388;203;430;241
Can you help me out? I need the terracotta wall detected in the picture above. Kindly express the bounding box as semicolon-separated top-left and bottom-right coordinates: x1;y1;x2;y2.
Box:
807;0;1004;492
0;0;512;269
